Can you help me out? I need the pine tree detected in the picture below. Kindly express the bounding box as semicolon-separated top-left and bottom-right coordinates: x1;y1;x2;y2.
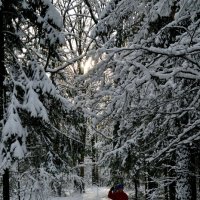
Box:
0;1;70;199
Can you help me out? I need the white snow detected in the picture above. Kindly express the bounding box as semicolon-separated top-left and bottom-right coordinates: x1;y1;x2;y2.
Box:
50;187;110;200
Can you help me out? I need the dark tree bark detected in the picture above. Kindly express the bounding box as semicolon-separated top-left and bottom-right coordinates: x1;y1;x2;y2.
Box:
190;147;197;200
134;178;139;200
169;179;176;200
3;169;10;200
0;1;9;199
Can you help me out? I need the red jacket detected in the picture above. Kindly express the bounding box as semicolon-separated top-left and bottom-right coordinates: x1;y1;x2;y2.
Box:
108;190;128;200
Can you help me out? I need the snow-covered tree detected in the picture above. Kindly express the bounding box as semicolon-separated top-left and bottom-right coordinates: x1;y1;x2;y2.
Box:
0;0;72;199
57;0;108;192
82;0;200;199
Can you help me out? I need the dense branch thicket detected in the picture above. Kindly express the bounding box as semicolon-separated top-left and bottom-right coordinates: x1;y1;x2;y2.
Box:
81;0;200;199
0;0;200;200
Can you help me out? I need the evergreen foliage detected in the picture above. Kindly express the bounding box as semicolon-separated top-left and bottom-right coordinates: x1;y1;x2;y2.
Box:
83;0;200;199
0;0;73;199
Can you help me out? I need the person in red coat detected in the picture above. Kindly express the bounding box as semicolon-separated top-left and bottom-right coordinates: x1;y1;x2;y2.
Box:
108;183;128;200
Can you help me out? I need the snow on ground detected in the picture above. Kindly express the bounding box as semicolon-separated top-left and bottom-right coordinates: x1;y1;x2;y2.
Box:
50;186;109;200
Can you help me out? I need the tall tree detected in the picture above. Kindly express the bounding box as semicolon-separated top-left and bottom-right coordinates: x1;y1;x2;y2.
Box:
0;0;71;199
57;0;106;191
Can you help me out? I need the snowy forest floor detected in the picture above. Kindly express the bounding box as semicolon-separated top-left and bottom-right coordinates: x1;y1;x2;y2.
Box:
50;186;119;200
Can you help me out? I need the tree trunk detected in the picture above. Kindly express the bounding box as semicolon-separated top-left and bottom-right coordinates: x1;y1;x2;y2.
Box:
91;135;99;185
110;121;121;183
164;168;169;200
169;180;176;200
197;150;200;199
190;148;197;200
3;169;10;200
169;157;176;200
78;111;86;193
18;179;21;200
0;2;10;200
144;172;148;200
134;178;138;200
176;144;192;200
163;165;176;200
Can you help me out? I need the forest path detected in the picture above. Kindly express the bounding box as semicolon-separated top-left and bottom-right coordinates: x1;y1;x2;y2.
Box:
50;186;109;200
